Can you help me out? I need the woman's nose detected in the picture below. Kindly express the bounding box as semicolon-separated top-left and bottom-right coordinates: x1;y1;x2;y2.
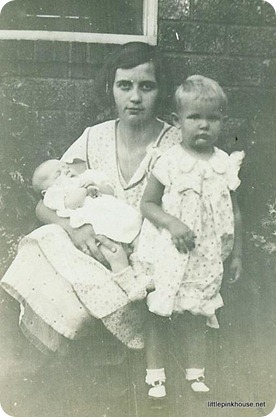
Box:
129;86;142;102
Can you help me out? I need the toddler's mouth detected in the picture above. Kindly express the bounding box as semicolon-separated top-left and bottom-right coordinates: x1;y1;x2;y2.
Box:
196;134;210;140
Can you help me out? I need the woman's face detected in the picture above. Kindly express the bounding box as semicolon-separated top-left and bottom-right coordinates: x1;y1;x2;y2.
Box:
112;61;159;125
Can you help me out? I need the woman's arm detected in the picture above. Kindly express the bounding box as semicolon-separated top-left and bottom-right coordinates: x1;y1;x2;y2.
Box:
36;200;113;266
140;174;195;253
229;192;243;283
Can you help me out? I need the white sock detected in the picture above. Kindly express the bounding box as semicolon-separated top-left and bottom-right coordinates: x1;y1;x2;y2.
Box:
145;368;166;385
185;367;205;381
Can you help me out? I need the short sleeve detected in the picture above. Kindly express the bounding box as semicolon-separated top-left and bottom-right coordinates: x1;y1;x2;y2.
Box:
61;127;90;164
226;151;245;191
151;152;171;187
43;186;66;211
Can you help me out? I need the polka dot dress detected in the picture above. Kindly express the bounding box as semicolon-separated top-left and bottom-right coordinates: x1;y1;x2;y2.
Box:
138;144;244;327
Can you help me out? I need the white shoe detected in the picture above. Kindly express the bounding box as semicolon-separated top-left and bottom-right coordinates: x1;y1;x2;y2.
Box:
148;382;167;399
191;378;210;392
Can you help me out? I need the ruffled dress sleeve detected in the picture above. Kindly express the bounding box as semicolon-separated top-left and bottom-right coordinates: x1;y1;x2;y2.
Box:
226;151;245;191
151;152;171;187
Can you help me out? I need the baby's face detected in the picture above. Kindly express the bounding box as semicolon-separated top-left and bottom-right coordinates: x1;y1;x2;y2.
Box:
41;160;78;190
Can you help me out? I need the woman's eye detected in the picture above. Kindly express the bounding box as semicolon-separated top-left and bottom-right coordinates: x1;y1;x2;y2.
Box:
140;82;156;91
117;81;132;90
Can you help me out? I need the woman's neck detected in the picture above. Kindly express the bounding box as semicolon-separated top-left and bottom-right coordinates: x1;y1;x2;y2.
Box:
117;118;163;150
116;118;164;184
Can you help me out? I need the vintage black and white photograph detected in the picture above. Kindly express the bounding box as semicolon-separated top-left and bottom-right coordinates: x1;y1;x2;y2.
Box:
0;1;275;416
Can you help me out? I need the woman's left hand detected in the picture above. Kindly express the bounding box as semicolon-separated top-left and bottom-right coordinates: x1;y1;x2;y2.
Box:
228;256;243;284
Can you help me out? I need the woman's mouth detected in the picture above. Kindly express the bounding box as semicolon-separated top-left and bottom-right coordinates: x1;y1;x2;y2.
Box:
127;107;143;113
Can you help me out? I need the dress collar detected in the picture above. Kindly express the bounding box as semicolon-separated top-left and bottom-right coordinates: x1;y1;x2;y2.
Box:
116;120;172;190
177;145;227;175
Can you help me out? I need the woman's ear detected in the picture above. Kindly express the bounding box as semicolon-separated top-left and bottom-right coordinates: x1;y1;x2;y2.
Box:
171;112;181;129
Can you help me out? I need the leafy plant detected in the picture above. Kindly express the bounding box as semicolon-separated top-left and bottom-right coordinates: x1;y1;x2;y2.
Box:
251;198;276;257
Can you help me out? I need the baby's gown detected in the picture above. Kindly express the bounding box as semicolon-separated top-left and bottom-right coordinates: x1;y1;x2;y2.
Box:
138;144;244;328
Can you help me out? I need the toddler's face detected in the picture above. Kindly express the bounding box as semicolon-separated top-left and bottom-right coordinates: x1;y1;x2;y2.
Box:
175;94;223;152
41;160;78;190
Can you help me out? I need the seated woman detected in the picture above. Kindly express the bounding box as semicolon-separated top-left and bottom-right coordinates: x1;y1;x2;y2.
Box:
1;42;181;356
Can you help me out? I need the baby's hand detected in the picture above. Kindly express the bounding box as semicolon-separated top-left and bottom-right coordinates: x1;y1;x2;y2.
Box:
228;256;242;284
86;185;100;198
167;217;196;253
79;176;97;188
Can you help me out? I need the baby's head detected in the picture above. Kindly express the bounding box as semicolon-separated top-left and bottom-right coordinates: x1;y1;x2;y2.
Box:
32;159;78;195
173;75;228;151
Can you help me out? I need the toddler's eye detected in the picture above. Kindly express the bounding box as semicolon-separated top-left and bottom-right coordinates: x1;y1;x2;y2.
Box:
208;115;221;121
188;113;200;120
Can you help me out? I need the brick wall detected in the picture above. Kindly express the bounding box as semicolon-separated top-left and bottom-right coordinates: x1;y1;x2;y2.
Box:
158;0;276;220
0;0;275;270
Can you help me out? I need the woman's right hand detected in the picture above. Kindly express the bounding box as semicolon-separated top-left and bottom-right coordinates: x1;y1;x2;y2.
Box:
96;236;129;273
36;200;117;267
66;224;116;267
167;217;196;254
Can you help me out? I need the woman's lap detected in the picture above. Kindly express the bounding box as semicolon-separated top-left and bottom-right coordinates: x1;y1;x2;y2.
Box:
1;224;146;351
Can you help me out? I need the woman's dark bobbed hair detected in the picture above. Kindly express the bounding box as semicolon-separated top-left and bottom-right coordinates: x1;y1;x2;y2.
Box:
96;42;169;115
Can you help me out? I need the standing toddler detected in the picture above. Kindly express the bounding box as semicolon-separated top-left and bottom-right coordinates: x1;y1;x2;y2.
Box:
138;75;244;398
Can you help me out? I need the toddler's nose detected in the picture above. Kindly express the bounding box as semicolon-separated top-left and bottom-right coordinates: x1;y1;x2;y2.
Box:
200;119;209;129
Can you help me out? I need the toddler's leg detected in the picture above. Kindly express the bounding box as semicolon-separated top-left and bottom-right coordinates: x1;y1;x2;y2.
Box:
176;313;209;392
145;313;168;399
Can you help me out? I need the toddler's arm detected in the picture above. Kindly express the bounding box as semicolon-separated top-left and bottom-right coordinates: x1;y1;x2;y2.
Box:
140;174;195;253
229;192;243;283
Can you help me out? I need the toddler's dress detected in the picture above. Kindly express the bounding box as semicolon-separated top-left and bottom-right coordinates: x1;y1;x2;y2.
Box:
138;144;244;328
43;169;142;244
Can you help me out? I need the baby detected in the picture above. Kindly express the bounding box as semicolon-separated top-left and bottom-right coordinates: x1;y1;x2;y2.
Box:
32;159;146;300
32;159;142;244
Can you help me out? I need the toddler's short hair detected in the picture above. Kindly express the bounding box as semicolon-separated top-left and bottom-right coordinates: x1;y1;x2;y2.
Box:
174;75;228;114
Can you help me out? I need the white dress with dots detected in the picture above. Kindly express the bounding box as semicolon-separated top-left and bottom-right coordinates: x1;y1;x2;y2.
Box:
137;144;244;328
1;120;181;352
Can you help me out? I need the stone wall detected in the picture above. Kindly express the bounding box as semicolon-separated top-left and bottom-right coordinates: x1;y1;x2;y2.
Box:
0;0;275;271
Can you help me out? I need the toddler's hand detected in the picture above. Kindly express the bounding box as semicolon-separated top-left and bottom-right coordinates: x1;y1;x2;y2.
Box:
168;217;196;253
228;256;242;284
